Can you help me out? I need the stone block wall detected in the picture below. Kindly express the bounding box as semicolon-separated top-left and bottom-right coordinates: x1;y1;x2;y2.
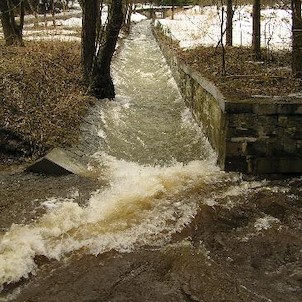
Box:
225;101;302;174
154;28;302;174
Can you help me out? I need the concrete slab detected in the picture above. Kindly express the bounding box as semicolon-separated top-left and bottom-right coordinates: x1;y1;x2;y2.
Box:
25;148;90;177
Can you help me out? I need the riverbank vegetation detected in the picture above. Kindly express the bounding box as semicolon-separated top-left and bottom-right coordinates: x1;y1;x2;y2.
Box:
0;0;129;167
0;41;94;166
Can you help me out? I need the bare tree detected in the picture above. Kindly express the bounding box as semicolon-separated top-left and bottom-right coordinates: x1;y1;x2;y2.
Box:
80;0;126;99
171;0;175;20
50;0;56;27
226;0;233;46
27;0;39;27
252;0;261;59
220;4;226;76
125;0;133;34
80;0;101;83
292;0;302;77
215;2;226;76
90;0;124;99
0;0;25;46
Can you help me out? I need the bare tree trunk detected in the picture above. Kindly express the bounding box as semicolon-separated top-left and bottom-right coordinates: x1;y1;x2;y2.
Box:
0;0;24;46
0;0;14;45
43;0;48;27
226;0;233;46
96;0;104;45
96;0;102;37
292;0;302;77
51;0;56;27
125;0;133;34
90;0;124;99
19;0;25;30
171;0;175;20
81;0;100;83
252;0;261;59
27;0;39;27
221;5;226;76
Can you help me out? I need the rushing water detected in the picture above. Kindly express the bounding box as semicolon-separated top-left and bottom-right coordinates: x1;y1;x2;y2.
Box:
92;24;215;165
0;20;301;302
0;20;219;288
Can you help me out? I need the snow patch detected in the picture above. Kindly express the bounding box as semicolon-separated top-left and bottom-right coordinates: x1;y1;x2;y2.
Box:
157;5;292;50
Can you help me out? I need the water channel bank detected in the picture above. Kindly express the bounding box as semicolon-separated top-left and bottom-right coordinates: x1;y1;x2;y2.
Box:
0;21;301;302
154;25;302;175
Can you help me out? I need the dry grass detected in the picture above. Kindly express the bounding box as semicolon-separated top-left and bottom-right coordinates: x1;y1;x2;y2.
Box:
156;29;302;100
0;41;95;163
179;46;302;100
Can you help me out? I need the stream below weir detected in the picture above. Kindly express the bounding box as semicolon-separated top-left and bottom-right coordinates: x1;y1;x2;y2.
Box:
0;21;301;302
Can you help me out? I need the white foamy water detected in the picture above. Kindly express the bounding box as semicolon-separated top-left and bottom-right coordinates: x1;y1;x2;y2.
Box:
0;157;221;287
254;215;280;231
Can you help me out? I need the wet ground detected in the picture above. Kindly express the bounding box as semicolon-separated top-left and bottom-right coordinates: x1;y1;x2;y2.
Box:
0;172;101;232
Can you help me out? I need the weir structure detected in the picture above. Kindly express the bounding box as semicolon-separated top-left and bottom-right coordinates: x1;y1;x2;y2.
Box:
136;6;192;19
136;7;171;19
154;28;302;175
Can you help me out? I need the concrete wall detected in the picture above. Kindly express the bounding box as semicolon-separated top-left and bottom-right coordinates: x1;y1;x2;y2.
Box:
154;28;302;174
